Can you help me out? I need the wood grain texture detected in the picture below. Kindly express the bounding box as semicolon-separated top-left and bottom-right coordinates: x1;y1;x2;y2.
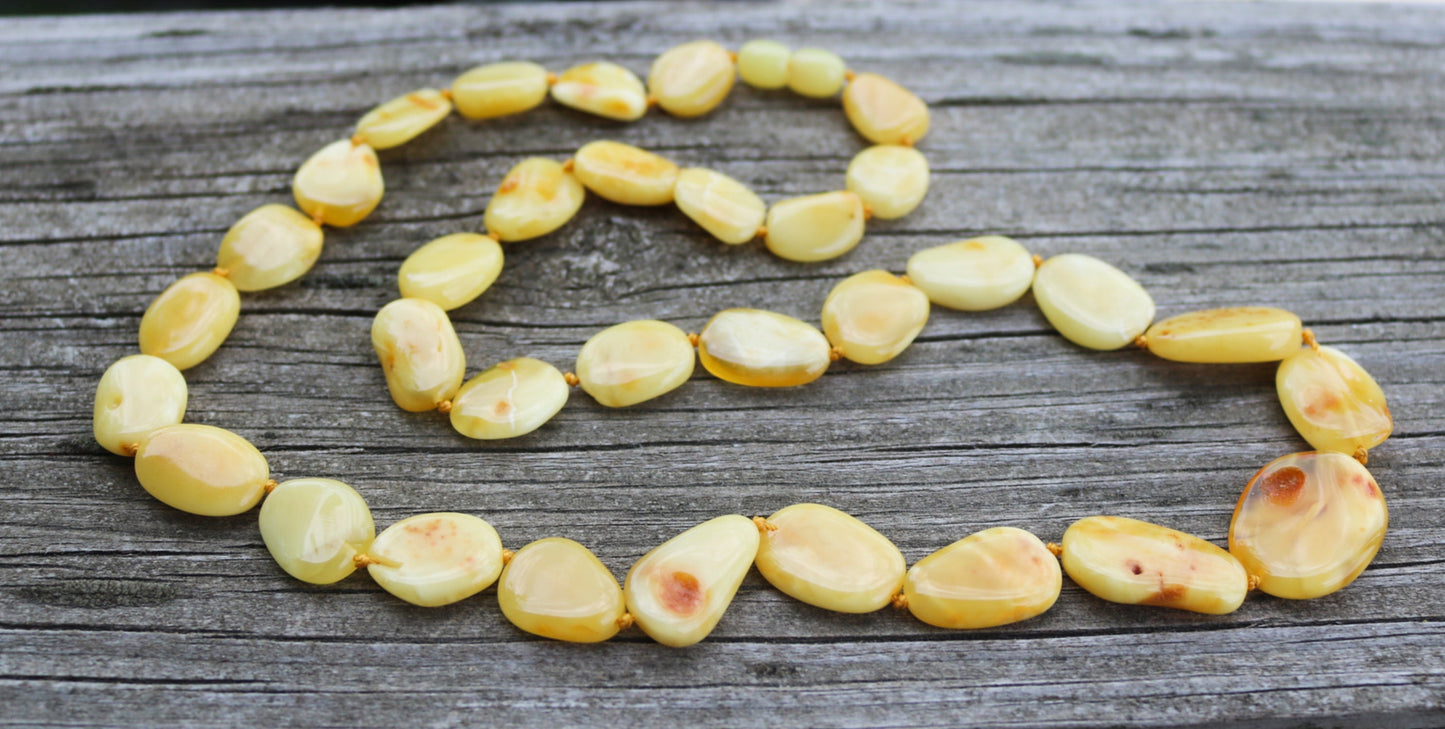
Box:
1;1;1443;726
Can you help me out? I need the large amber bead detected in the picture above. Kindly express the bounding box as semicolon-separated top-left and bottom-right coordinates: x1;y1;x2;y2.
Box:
1145;307;1302;363
93;354;187;456
550;62;648;121
648;40;735;118
571;141;679;206
1061;516;1248;615
820;270;929;365
216;204;324;292
1033;253;1155;350
292;140;384;228
354;88;452;149
904;527;1061;629
755;503;905;613
483;157;585;242
498;537;626;643
575;320;695;407
842;73;929;145
259;478;374;585
452;61;550;120
763;191;866;262
397;233;503;311
697;308;831;387
1277;345;1391;456
673;167;766;245
845;145;929;220
371;298;465;412
450;357;569;440
367;513;505;607
624;515;759;647
134;424;269;517
906;236;1035;312
138;272;240;371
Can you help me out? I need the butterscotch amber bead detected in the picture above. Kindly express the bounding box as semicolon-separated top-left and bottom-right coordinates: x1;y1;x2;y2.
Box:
93;355;187;456
571;141;679;206
483;157;585;242
397;233;503;311
450;357;569;440
292;140;383;228
498;537;626;643
786;47;846;98
138;272;240;371
216;204;324;292
367;513;505;607
259;478;374;585
673;167;766;245
1145;307;1302;363
820;270;929;365
134;424;269;517
737;40;790;90
371;298;465;412
842;73;929;145
845;145;929;220
1033;254;1155;350
551;62;648;121
763;191;866;262
904;527;1061;629
1061;516;1248;615
354;88;452;149
624;515;759;647
755;503;905;613
697;308;831;387
575;320;695;407
648;40;735;118
906;236;1035;312
1277;345;1391;456
452;61;550;120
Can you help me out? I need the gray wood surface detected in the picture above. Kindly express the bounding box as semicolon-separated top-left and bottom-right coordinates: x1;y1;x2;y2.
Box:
2;1;1443;726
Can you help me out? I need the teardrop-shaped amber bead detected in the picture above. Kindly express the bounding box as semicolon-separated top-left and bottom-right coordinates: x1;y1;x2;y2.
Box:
483;157;585;242
138;272;240;371
259;478;374;585
571;141;679;206
1033;253;1155;350
624;515;760;647
906;236;1035;311
904;527;1062;629
94;354;187;456
450;357;569;440
292;140;384;228
737;39;790;90
842;73;929;145
550;61;648;121
498;537;626;643
820;270;929;365
673;167;766;245
367;513;505;607
1145;307;1302;363
845;145;929;220
575;320;695;407
1277;345;1391;456
786;47;846;98
397;233;504;311
452;61;550;120
697;308;831;387
134;424;269;517
216;204;324;292
755;503;905;613
648;40;735;118
1061;516;1248;614
371;298;465;412
764;190;866;262
354;88;452;149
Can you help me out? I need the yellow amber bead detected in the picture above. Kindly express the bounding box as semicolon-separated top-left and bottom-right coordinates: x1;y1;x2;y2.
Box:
845;145;929;220
1145;307;1302;363
575;320;695;407
354;88;452;150
1061;516;1248;615
673;167;766;245
787;47;846;98
697;308;831;387
397;233;503;311
550;61;648;122
93;354;187;456
367;513;505;607
451;61;550;120
736;39;790;90
755;503;905;613
648;40;735;118
904;527;1061;629
450;357;569;440
820;270;929;365
292;140;383;228
571;141;679;206
1033;253;1155;350
483;157;585;242
371;298;465;412
1277;345;1391;456
906;236;1035;311
624;515;759;647
215;204;324;292
763;190;866;262
138;272;240;371
498;537;625;643
134;424;269;517
1230;452;1387;600
842;73;929;146
258;478;374;585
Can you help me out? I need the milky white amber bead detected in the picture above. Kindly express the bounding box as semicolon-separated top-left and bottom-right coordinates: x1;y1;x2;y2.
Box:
1033;253;1155;350
904;527;1062;629
649;40;735;118
354;88;452;150
292;140;383;228
371;298;465;412
624;515;760;647
1145;307;1302;363
450;357;569;440
787;47;846;98
697;308;831;387
215;204;324;292
498;537;626;643
483;157;586;242
259;478;374;585
451;61;550;120
134;424;269;517
906;236;1035;312
736;39;790;90
764;190;866;262
842;73;930;146
138;272;240;371
575;320;695;407
1277;345;1391;456
397;233;503;311
1231;452;1387;600
572;141;679;206
755;504;905;613
820;270;929;365
550;62;648;122
1061;516;1248;615
367;513;505;607
93;355;187;457
845;145;929;220
673;167;766;245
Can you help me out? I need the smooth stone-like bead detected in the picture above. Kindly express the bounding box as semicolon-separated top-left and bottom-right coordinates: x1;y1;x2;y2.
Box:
550;61;648;122
697;308;831;387
571;141;679;206
93;354;187;456
371;298;465;412
820;270;929;365
354;88;452;150
737;39;790;89
215;204;324;292
1230;452;1387;600
904;527;1061;629
451;61;550;120
755;503;905;613
575;320;695;407
498;537;625;643
906;236;1035;311
1061;516;1248;615
1033;253;1155;350
367;513;505;607
1145;307;1302;363
138;272;240;371
292;139;384;228
648;40;735;118
787;47;846;98
845;145;929;220
624;515;760;647
259;478;374;585
673;167;766;245
450;357;569;440
397;233;504;311
483;157;586;242
842;73;929;145
764;190;866;262
133;424;268;517
1277;345;1391;456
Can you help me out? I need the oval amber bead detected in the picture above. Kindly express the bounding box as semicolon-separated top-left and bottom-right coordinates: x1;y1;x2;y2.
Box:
764;190;866;262
821;270;929;365
1061;516;1248;615
292;139;384;228
904;527;1061;629
571;141;679;206
1033;253;1155;350
842;73;929;146
1145;307;1302;363
216;204;324;292
134;424;269;517
259;478;374;585
93;354;187;456
550;61;648;122
371;298;465;412
367;513;505;607
397;233;503;311
138;272;240;371
648;40;735;118
1230;452;1387;599
354;88;452;150
483;157;585;242
450;357;569;440
1277;345;1391;456
673;167;766;245
451;61;550;120
498;537;626;643
575;320;695;407
906;236;1035;312
624;515;760;647
755;503;905;613
737;39;790;90
845;145;929;220
698;308;831;387
787;47;846;98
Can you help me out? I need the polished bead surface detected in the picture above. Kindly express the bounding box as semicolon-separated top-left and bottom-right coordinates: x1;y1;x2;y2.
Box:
292;139;384;227
138;272;240;371
763;190;866;262
842;73;929;145
371;298;465;412
451;61;550;120
787;47;846;98
624;515;760;647
259;478;374;585
216;204;324;292
697;308;831;387
673;167;766;244
483;157;586;242
1033;253;1155;350
906;236;1035;312
1145;307;1303;363
575;320;695;407
755;503;905;613
571;141;679;206
397;233;504;311
450;357;569;440
498;537;626;643
93;354;187;456
820;270;929;365
1230;452;1387;600
550;61;648;121
845;145;929;220
736;39;790;89
354;88;452;149
1061;516;1248;615
648;40;735;118
904;527;1062;629
367;513;505;607
1277;345;1392;456
134;424;268;517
